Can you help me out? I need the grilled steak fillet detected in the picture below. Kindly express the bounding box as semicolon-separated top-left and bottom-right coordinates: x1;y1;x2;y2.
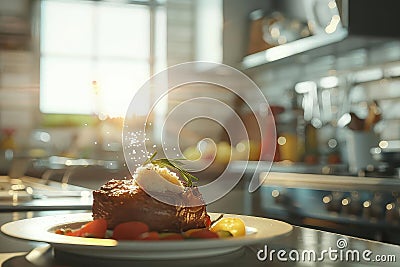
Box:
92;179;209;232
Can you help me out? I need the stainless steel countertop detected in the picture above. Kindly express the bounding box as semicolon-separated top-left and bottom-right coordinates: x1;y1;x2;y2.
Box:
229;161;349;177
261;172;400;191
0;211;399;266
0;176;93;211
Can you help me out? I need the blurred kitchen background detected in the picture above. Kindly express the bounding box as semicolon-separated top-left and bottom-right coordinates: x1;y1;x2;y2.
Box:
1;0;400;244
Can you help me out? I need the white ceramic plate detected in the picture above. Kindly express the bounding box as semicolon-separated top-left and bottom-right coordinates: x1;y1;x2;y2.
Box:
1;212;292;259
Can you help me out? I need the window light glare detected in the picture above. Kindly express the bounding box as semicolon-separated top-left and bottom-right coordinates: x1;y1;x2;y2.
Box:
325;15;341;34
295;81;316;94
379;141;389;149
277;136;287;145
40;0;163;117
328;0;337;9
320;76;338;88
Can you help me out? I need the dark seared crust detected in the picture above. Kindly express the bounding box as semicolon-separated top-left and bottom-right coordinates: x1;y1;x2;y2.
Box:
92;179;209;232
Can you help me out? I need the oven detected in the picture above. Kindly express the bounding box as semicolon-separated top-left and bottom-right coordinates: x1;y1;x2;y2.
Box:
254;172;400;245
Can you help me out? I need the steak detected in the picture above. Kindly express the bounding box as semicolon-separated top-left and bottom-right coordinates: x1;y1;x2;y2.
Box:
92;179;210;232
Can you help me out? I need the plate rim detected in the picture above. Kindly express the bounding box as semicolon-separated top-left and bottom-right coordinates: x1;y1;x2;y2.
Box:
1;212;293;257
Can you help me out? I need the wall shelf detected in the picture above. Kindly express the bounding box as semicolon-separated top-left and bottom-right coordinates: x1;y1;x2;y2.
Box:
242;29;348;69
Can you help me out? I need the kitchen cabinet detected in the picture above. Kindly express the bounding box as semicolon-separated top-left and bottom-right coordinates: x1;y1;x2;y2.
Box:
0;0;35;87
0;0;31;51
230;1;400;171
0;0;39;139
223;0;400;70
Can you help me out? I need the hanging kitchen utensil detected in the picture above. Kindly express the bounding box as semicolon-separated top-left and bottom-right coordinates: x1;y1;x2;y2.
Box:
247;10;273;55
364;100;382;131
347;112;365;131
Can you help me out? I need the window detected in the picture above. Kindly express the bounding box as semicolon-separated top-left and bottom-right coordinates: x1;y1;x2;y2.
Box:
40;0;165;118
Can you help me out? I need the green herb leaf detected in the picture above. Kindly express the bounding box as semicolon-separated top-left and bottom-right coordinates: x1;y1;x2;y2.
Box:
142;151;199;187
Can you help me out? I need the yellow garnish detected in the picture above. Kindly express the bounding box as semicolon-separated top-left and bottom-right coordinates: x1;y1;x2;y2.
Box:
210;218;246;237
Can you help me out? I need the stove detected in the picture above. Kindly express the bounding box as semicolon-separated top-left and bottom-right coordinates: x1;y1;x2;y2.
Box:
0;176;92;211
358;163;400;179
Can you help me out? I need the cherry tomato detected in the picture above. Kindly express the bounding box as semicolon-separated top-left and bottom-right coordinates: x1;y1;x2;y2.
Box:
112;221;149;240
188;229;219;239
183;228;202;238
211;218;246;237
66;219;107;238
136;231;159;240
204;215;212;228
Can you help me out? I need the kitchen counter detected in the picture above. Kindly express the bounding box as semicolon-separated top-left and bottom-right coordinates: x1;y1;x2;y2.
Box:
228;160;356;177
0;211;399;266
261;172;400;191
0;176;93;211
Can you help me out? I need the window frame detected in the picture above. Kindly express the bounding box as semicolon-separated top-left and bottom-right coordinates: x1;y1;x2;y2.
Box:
39;0;165;118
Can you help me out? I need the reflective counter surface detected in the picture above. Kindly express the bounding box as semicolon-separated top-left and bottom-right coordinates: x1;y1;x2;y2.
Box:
0;211;399;267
